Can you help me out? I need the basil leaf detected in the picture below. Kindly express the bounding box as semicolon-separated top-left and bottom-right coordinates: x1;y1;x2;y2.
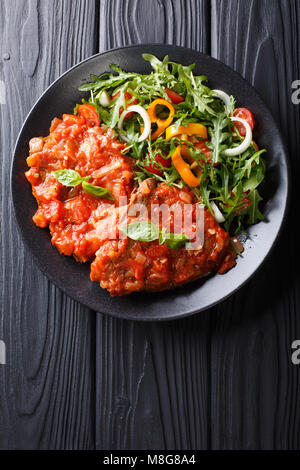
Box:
52;169;83;187
121;222;189;249
159;229;189;249
121;221;160;242
82;181;114;200
120;221;160;242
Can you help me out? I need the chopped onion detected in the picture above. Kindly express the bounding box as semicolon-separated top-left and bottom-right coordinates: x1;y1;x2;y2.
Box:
210;201;225;224
118;105;151;142
99;90;111;107
223;117;252;157
212;89;231;113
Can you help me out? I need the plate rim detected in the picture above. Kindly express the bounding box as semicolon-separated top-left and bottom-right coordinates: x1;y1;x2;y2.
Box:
11;43;291;321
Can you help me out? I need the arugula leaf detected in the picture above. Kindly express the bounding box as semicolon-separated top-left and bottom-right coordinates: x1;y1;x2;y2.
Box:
79;68;137;93
94;102;111;123
227;95;236;116
247;190;264;225
120;221;160;242
78;82;102;92
220;164;230;201
110;86;128;128
199;173;212;213
142;54;170;73
52;169;83;187
159;228;189;249
243;163;265;192
82;181;114;200
243;149;266;179
207;114;231;164
172;64;216;118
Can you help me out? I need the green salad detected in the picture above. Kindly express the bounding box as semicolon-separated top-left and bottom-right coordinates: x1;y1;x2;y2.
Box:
76;54;266;233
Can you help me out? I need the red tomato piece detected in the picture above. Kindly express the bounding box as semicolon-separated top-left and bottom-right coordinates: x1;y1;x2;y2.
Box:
77;104;100;127
195;140;211;160
62;114;85;126
165;88;184;104
236;196;251;214
145;152;171;176
233;108;255;136
112;91;138;118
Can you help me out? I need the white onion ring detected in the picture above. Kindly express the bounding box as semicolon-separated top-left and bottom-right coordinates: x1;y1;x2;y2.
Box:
210;201;225;223
223;117;252;157
99;90;111;107
212;89;232;113
118;105;151;142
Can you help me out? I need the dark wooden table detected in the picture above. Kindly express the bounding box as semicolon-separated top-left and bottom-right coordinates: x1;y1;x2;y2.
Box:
0;0;299;450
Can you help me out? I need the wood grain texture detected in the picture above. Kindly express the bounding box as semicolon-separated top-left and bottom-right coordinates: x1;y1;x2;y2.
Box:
1;0;299;451
210;0;300;450
96;0;211;451
0;0;98;450
99;0;210;51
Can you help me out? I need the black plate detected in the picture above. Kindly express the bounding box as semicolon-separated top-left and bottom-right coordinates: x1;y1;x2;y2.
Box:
11;44;290;321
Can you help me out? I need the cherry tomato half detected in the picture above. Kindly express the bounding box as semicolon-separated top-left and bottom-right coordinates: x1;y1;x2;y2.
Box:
112;91;138;118
145;152;171;176
77;104;100;127
233;108;255;136
165;88;184;104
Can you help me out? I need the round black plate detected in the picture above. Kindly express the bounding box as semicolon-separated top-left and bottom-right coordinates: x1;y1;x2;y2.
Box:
11;44;290;321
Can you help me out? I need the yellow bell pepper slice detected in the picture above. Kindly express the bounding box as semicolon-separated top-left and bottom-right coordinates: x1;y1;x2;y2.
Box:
171;146;201;188
252;140;259;152
147;98;175;140
166;123;207;140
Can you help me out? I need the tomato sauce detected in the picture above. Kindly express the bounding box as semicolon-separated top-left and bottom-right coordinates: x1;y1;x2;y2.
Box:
26;114;134;262
90;182;235;295
26;113;236;296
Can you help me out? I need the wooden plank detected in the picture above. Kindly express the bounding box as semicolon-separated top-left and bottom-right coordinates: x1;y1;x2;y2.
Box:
0;0;98;449
99;0;210;51
210;0;300;449
96;0;211;450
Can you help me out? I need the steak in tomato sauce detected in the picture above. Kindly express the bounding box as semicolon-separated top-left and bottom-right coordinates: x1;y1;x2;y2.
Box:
25;113;236;296
90;181;236;295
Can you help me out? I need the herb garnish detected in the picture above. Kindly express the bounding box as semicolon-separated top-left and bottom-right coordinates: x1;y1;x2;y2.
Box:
120;221;189;249
52;170;114;200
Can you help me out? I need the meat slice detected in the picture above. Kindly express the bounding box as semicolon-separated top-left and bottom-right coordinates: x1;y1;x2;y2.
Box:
25;116;134;262
90;182;235;296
